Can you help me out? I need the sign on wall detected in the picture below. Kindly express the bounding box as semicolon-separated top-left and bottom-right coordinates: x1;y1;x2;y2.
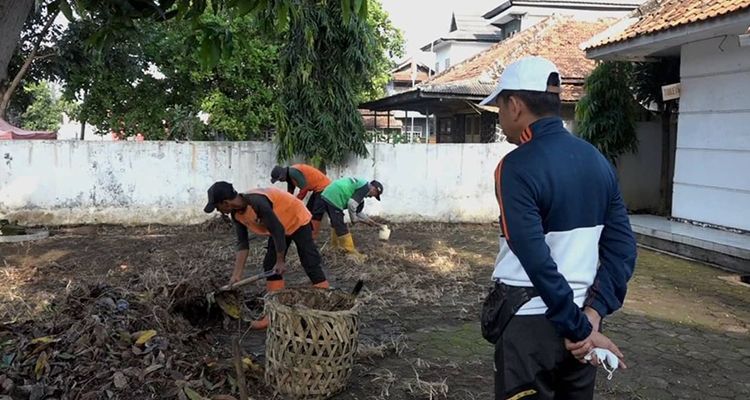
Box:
661;83;681;101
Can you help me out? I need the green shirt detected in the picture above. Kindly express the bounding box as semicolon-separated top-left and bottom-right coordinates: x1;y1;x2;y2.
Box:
321;177;369;209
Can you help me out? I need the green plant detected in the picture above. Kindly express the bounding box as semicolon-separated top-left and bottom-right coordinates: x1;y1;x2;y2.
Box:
576;61;638;164
20;81;66;131
275;0;380;167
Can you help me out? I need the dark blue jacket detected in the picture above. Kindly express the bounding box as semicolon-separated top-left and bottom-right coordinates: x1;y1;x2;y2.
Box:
492;117;637;341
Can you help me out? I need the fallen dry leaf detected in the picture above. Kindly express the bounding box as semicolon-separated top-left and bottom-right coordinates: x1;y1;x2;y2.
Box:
113;371;128;389
241;357;263;373
34;352;48;380
30;336;57;345
133;330;157;345
144;364;163;376
183;387;205;400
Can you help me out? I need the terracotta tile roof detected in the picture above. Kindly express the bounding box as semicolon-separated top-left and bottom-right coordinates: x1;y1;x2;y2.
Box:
390;58;432;83
422;16;613;102
589;0;750;48
391;71;429;83
392;69;430;83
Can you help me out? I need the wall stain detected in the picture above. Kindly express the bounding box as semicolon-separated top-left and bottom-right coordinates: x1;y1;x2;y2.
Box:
191;143;197;171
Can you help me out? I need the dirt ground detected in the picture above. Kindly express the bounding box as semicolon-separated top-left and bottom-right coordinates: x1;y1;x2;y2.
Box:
1;222;749;400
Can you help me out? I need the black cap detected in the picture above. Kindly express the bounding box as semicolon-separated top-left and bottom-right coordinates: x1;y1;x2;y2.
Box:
270;166;287;183
370;180;383;201
204;181;237;213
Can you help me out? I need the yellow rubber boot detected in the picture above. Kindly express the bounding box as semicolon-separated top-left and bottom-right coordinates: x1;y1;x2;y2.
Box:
250;279;285;330
338;233;366;263
330;230;340;248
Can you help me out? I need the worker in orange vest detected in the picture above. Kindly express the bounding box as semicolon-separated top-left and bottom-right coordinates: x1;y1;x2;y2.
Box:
203;181;329;330
270;164;331;237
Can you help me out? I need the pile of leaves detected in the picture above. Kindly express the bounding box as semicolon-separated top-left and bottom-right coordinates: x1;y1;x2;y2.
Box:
0;276;267;400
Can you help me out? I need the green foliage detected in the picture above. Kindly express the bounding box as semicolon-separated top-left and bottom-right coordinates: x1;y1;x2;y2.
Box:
55;12;278;140
576;62;638;164
55;18;171;138
275;0;377;166
361;0;404;101
46;0;400;167
61;0;370;69
188;14;280;140
20;81;68;131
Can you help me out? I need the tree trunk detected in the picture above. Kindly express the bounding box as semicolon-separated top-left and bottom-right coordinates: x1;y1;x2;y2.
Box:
0;9;59;119
0;0;34;85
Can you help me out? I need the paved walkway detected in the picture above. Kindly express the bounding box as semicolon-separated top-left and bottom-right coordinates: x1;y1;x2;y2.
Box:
630;215;750;256
594;248;750;399
630;215;750;272
596;311;750;399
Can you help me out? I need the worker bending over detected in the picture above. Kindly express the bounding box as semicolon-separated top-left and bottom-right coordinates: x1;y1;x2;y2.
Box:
270;164;331;237
318;177;384;259
203;181;329;330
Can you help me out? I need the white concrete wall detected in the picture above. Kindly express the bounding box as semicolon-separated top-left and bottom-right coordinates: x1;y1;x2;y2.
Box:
673;36;750;231
0;140;517;225
0;141;277;225
617;121;662;212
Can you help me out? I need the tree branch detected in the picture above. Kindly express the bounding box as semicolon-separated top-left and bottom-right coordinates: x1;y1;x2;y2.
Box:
33;52;56;61
0;10;59;118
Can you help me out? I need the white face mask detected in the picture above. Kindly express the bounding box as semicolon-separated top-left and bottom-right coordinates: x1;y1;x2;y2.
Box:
585;348;619;380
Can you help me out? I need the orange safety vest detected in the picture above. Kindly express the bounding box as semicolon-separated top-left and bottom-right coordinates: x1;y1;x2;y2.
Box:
233;187;312;236
292;164;331;193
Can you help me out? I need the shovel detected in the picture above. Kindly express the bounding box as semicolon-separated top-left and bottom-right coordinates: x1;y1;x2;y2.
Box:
207;270;276;318
216;270;276;293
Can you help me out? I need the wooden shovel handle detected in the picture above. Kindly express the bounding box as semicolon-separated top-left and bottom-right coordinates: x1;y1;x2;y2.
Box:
218;271;274;292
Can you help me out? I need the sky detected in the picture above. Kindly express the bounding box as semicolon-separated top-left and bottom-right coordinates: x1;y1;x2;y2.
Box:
379;0;499;64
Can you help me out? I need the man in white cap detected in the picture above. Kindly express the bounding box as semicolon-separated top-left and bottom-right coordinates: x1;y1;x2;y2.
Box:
479;56;637;399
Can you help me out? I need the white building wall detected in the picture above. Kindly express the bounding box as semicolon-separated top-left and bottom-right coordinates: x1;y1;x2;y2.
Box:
434;43;452;73
448;42;496;67
434;42;495;73
673;36;750;231
0;141;516;225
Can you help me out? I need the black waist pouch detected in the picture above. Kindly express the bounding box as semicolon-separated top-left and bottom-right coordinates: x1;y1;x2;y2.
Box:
480;282;538;344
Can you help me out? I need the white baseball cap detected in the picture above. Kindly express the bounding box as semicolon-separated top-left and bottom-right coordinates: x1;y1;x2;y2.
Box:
479;56;561;106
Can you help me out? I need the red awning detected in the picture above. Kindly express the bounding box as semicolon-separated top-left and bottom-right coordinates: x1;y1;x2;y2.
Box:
0;119;57;140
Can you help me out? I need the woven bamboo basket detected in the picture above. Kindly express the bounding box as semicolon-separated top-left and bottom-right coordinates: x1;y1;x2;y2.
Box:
265;287;359;399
